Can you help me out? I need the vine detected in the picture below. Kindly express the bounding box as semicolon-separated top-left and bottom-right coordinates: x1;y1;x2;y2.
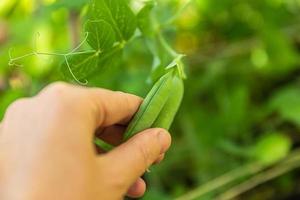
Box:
7;0;191;85
8;32;95;85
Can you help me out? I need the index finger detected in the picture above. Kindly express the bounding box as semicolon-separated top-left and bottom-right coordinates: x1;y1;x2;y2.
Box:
87;88;142;127
39;83;142;129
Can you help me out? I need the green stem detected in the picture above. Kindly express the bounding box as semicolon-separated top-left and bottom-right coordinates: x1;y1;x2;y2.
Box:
216;151;300;200
157;31;178;58
164;0;195;26
175;149;300;200
175;162;265;200
94;138;115;152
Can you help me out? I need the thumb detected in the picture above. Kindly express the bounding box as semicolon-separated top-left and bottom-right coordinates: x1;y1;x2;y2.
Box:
102;128;171;187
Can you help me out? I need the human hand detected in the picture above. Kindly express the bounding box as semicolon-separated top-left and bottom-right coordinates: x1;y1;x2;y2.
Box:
0;82;171;200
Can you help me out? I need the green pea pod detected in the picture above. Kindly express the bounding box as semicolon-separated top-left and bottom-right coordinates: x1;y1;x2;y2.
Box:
152;74;184;130
94;137;114;152
94;70;174;151
123;70;174;141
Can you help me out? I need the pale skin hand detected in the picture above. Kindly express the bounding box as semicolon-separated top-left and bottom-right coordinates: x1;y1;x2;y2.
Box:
0;82;171;200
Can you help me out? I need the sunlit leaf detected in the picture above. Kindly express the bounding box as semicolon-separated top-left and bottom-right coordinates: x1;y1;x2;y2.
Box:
85;20;116;51
137;1;156;37
61;46;123;82
89;0;137;41
269;86;300;126
253;133;291;165
61;52;99;82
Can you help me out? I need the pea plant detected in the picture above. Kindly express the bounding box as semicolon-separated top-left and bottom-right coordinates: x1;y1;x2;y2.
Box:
8;0;189;149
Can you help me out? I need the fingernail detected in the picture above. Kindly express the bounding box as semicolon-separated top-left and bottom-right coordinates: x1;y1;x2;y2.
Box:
157;130;171;154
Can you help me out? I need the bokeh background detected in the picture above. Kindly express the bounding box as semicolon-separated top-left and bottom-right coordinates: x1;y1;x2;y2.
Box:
1;0;300;199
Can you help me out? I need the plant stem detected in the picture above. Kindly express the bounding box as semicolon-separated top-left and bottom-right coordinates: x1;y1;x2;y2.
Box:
164;0;195;26
94;138;114;152
157;31;178;58
175;162;265;200
175;149;300;200
216;151;300;200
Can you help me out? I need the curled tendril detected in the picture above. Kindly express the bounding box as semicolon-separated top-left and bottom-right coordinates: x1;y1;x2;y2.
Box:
68;32;89;55
7;31;91;85
64;55;88;85
8;48;33;67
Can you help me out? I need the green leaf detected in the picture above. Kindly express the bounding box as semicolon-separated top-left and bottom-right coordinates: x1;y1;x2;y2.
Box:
92;46;123;75
137;1;157;37
85;20;116;51
253;133;291;165
89;0;137;42
61;52;99;82
61;46;123;82
269;86;300;126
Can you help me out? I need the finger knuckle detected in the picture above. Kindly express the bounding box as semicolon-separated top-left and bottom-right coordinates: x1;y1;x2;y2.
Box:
40;82;74;110
115;91;127;96
42;82;71;98
116;91;130;102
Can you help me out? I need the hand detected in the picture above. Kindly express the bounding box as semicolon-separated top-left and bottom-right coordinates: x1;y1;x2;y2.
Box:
0;82;171;200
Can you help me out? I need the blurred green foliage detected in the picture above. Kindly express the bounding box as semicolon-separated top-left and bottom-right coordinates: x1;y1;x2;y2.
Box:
1;0;300;199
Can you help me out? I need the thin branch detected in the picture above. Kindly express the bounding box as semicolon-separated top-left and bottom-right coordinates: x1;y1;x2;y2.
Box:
175;149;300;200
216;152;300;200
175;162;264;200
